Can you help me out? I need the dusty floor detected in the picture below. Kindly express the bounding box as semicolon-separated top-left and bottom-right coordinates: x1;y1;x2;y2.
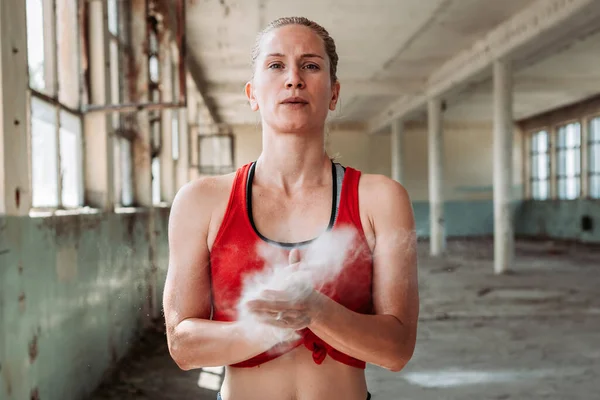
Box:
88;239;600;400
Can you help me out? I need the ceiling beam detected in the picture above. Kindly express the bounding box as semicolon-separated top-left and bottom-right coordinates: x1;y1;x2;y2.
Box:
367;0;600;134
185;55;223;126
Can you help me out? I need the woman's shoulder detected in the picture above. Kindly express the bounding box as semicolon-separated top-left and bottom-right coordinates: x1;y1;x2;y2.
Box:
171;172;237;221
357;173;413;220
358;173;408;195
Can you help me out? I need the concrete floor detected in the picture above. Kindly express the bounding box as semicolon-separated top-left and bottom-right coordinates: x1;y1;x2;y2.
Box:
88;239;600;400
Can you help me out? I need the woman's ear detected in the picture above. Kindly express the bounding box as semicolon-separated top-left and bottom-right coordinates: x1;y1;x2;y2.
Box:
245;81;259;111
329;80;340;111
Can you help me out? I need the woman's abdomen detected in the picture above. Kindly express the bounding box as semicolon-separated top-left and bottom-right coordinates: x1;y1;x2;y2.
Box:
221;346;368;400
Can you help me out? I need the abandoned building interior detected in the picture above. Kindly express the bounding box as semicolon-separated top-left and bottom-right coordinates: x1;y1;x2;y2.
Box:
1;0;600;399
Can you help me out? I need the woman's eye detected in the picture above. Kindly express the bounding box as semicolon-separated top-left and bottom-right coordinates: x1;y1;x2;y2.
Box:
269;63;283;69
304;64;320;70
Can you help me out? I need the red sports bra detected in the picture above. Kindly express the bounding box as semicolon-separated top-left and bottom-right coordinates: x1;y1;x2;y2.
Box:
209;162;373;369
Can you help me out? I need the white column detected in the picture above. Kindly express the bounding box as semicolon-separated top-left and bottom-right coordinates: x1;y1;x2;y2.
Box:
177;79;195;189
0;0;30;215
493;60;514;274
391;119;404;183
428;98;445;256
176;107;189;189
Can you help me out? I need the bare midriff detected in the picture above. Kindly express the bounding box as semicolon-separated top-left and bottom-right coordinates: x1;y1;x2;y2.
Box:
220;346;369;400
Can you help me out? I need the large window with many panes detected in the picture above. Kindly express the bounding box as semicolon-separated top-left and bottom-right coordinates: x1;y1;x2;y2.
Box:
25;0;190;211
526;103;600;201
530;130;550;200
148;17;162;205
590;117;600;199
26;0;84;209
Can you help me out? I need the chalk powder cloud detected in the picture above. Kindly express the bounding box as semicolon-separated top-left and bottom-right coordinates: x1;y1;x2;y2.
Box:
236;226;359;343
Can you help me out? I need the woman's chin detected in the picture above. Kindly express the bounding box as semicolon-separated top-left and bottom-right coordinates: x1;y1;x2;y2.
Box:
271;119;322;134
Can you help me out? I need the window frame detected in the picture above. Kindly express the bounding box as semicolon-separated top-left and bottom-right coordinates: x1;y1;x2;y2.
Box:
198;133;236;176
522;97;600;202
555;120;582;200
107;0;136;208
528;128;552;201
25;0;190;213
27;0;86;212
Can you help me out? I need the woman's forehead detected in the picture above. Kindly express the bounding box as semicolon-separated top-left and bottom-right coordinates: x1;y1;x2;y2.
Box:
260;25;326;57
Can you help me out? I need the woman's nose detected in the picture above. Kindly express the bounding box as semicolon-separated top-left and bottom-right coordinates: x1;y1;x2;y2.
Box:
285;69;305;89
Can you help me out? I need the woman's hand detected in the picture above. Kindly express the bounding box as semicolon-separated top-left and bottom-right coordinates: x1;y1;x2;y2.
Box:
246;249;325;330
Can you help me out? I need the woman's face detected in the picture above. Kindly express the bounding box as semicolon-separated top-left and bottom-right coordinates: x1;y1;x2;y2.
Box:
246;24;340;133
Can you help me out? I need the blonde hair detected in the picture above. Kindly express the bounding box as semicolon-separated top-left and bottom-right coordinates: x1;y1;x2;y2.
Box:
251;17;339;83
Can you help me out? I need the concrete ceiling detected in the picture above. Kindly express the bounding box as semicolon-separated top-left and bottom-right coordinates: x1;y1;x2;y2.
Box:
186;0;599;127
444;28;600;123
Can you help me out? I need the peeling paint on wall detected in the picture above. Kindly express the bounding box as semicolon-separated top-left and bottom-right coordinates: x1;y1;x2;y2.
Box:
56;246;78;282
0;209;169;400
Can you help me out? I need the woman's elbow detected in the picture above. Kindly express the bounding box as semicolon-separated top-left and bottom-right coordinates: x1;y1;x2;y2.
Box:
167;325;195;371
387;338;416;372
386;352;413;373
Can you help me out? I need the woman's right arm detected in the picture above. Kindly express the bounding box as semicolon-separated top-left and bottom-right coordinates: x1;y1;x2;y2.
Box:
163;177;280;370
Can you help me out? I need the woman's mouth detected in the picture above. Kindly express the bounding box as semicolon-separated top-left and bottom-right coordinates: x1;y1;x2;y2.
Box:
281;97;309;105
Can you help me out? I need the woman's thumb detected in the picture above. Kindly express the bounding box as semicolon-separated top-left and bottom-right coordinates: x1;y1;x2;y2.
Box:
289;248;301;265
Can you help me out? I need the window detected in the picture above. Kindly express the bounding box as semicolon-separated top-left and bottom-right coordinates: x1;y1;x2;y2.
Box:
556;122;581;200
30;98;84;208
199;134;235;175
27;0;84;209
148;22;162;205
107;0;134;207
56;0;80;109
31;98;58;207
530;130;550;200
590;117;600;199
59;111;84;207
26;0;48;93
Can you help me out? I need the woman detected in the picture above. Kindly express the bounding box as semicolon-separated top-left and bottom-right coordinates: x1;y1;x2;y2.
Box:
163;17;419;400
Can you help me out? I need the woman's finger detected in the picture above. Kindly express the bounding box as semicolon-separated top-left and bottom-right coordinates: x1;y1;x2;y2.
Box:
255;312;310;330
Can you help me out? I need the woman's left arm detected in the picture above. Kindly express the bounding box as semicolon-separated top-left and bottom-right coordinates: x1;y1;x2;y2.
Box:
308;175;419;372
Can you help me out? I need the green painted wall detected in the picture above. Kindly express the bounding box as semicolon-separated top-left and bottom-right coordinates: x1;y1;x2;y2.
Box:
412;199;600;243
0;209;170;400
515;199;600;243
412;200;495;238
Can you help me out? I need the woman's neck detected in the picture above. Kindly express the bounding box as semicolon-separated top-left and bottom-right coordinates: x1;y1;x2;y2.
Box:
256;127;331;191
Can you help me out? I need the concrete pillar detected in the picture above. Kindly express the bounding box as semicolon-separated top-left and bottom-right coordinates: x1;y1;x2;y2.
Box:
428;98;445;256
176;98;191;189
391;119;404;183
189;100;203;180
84;0;114;210
0;0;31;215
178;75;196;188
159;34;175;203
493;60;514;274
131;0;152;207
189;123;200;180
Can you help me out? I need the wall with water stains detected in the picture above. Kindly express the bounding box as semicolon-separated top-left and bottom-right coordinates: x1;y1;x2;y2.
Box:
515;200;600;243
0;209;170;400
